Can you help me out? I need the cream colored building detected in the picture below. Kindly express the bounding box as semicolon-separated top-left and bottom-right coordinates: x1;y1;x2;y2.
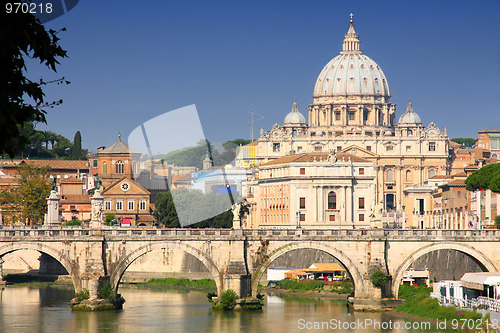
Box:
246;151;376;229
239;18;450;228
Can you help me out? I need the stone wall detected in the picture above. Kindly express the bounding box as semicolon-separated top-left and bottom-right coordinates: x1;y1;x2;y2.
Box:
409;249;484;282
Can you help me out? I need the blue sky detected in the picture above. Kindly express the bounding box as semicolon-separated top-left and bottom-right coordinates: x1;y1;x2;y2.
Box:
33;0;500;152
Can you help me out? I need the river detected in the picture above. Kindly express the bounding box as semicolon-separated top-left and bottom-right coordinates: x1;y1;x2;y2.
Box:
0;285;442;332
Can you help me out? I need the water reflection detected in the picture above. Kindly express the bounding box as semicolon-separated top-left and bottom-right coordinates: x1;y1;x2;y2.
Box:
0;286;440;332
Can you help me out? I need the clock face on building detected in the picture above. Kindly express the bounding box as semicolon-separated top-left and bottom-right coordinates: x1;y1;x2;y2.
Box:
121;182;130;192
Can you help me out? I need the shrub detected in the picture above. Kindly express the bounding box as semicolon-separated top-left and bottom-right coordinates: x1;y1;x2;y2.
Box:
97;281;116;302
65;219;82;226
218;289;237;310
75;289;90;302
370;269;387;288
495;215;500;226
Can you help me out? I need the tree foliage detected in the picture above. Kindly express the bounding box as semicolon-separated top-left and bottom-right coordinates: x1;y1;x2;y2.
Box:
154;188;242;228
451;138;476;148
0;10;68;157
0;163;51;225
465;163;500;193
370;269;387;288
71;131;84;160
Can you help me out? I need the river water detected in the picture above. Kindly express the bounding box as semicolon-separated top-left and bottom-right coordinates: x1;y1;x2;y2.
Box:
0;285;441;332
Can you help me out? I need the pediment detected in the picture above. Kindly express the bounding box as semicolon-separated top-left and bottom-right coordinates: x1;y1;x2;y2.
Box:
339;145;379;158
101;176;150;195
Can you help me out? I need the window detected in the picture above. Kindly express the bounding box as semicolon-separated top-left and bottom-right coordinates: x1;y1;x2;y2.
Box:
329;215;335;222
359;168;364;175
493;153;498;159
314;146;322;152
328;191;337;209
300;214;305;222
297;146;302;152
366;146;371;152
273;143;280;152
103;162;107;174
93;160;98;168
387;169;393;181
492;139;500;149
139;200;147;211
335;112;341;121
299;197;305;209
337;146;342;152
116;160;125;174
359;197;365;209
128;200;135;211
428;142;436;152
406;145;411;152
359;214;365;222
457;191;462;198
300;168;305;175
105;201;111;210
348;112;355;121
407;129;413;136
429;169;436;178
386;145;393;151
292;130;297;137
406;170;412;182
116;200;123;211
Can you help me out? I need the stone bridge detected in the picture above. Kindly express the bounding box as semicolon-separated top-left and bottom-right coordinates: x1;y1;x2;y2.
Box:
0;227;499;299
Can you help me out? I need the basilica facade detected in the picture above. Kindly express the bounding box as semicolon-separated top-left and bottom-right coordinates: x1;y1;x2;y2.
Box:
240;18;451;228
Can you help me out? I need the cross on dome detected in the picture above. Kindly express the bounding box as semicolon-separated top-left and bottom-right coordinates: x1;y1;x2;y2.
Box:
342;14;361;53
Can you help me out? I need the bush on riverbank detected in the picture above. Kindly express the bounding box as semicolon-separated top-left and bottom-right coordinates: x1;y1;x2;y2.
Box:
277;279;353;294
146;278;216;291
396;285;481;321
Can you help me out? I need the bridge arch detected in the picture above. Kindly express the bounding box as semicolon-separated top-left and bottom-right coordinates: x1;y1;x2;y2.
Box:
110;241;222;295
252;241;365;297
0;242;80;292
392;242;497;298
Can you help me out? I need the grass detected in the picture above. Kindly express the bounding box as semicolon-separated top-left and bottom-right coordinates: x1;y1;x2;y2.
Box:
145;278;216;291
396;285;482;322
277;279;353;295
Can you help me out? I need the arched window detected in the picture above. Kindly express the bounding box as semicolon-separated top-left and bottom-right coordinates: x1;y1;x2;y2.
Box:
328;191;337;210
405;170;412;182
493;154;498;159
407;129;413;136
102;162;107;174
429;169;436;178
116;160;124;174
387;169;393;181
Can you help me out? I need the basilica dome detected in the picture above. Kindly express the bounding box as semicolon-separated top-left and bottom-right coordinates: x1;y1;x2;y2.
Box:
398;100;422;125
284;101;307;126
313;21;390;98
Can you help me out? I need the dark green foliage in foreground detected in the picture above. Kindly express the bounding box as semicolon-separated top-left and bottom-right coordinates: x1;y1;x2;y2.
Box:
495;215;500;226
466;163;500;193
396;285;481;321
147;278;216;291
213;289;237;310
277;279;353;294
65;219;82;226
370;269;387;288
451;138;476;148
97;282;116;302
75;289;90;302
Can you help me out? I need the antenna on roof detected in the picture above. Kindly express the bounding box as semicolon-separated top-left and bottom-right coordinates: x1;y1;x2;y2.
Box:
245;110;264;142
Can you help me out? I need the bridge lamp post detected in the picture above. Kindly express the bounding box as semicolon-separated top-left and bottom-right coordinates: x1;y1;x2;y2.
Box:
296;211;301;229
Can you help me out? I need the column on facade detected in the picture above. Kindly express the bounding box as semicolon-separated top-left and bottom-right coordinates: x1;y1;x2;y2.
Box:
454;210;459;230
396;166;402;211
476;191;481;226
485;190;492;222
465;211;469;229
459;210;463;230
313;186;319;223
320;187;325;223
347;184;353;227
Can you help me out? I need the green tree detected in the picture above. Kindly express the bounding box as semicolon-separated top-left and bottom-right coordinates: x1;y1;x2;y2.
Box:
0;9;68;157
451;138;476;148
465;163;500;193
370;269;387;288
0;163;51;225
494;215;500;226
71;131;84;160
153;191;180;227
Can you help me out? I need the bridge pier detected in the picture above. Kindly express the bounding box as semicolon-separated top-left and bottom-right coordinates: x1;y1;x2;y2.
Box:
0;257;4;282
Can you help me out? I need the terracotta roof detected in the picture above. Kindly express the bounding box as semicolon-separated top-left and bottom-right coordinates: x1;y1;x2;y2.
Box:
174;174;192;183
262;152;368;166
2;159;89;170
59;177;84;184
244;141;259;147
307;263;345;272
98;139;141;155
451;172;467;178
449;141;463;147
447;179;466;186
60;195;91;204
428;175;451;180
478;129;500;134
101;176;150;195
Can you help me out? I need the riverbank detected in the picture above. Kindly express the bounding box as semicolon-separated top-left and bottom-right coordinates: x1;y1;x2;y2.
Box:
126;277;217;292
